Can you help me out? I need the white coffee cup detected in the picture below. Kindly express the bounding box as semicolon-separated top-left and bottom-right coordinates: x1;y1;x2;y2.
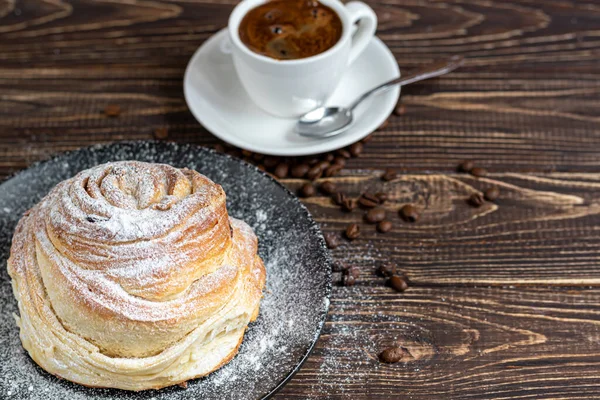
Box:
228;0;377;118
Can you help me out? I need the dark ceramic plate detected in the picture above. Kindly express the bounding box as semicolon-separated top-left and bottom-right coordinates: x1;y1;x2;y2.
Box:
0;142;331;400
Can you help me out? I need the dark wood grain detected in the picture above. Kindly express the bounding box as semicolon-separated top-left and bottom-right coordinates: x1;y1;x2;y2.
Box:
1;0;600;398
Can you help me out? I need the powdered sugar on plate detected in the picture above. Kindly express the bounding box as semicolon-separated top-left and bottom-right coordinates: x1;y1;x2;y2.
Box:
0;142;331;400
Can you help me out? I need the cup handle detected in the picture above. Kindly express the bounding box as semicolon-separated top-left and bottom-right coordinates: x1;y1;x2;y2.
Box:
345;1;378;66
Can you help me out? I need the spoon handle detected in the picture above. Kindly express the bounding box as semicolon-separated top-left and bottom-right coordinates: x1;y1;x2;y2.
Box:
348;55;465;111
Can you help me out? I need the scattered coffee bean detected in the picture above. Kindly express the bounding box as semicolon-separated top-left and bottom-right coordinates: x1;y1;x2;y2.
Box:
458;160;474;173
362;133;374;143
377;220;393;233
324;232;340;249
333;157;346;167
347;266;360;278
359;193;380;208
379;347;403;363
349;142;363;157
399;204;420;222
393;103;406;116
324;153;335;162
291;163;310;178
306;165;323;180
470;167;488;177
375;192;389;203
342;274;356;286
213;144;225;153
241;149;253;157
332;262;348;272
154;127;169;139
378;263;396;277
341;198;356;212
299;183;316;198
336;149;351;159
263;156;279;169
345;223;360;240
378;119;390;130
226;149;242;158
389;274;408;292
365;208;386;224
104;104;121;117
332;192;347;206
468;193;485;207
324;164;342;177
316;160;330;171
381;168;397;181
484;186;500;201
319;181;337;195
274;163;289;179
257;164;266;171
306;157;320;166
252;153;265;162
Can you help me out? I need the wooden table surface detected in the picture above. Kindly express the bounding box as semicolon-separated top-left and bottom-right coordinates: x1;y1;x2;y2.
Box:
2;0;600;398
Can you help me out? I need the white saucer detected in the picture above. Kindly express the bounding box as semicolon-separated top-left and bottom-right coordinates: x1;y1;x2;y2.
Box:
184;29;400;156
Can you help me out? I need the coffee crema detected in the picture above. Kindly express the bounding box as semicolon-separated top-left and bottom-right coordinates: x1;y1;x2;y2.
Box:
238;0;343;60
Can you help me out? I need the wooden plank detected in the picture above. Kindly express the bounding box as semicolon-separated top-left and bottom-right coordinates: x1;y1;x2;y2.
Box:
278;286;600;399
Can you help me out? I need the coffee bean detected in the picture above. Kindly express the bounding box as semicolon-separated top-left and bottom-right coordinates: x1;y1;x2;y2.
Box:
257;164;266;171
470;167;488;177
320;181;337;195
346;266;360;278
389;275;408;292
306;157;320;166
378;263;396;277
154;127;169;139
263;156;280;169
324;153;335;162
381;168;397;181
468;193;485;207
458;160;474;173
341;199;356;212
274;163;289;179
324;164;342;177
342;274;356;286
484;186;500;201
362;133;374;143
241;149;253;157
332;262;348;272
399;204;419;222
213;144;225;153
226;149;242;158
333;157;346;167
104;104;121;117
306;165;323;180
394;103;406;116
365;207;386;224
379;347;403;363
299;183;316;197
375;192;389;203
378;119;390;130
345;223;360;240
291;163;310;178
336;149;351;159
252;153;265;162
316;160;330;170
349;142;363;157
324;232;340;249
332;192;347;206
358;193;380;208
377;220;393;233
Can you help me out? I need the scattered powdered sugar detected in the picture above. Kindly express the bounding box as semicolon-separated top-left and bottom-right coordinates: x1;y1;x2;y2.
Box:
0;142;331;400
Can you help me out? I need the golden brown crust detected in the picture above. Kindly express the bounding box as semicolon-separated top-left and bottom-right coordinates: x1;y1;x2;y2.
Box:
7;161;266;390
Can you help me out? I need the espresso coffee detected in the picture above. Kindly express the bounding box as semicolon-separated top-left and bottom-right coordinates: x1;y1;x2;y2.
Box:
238;0;343;60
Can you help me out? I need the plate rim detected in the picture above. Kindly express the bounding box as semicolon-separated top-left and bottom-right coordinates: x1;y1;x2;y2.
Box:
0;141;332;400
183;29;400;156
